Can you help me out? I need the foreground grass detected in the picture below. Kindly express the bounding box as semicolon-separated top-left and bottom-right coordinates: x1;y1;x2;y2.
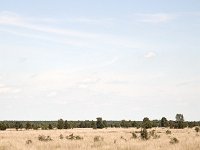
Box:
0;128;199;150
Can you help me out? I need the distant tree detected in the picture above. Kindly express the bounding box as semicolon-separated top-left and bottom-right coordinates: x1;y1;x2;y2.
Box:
152;120;160;127
175;114;185;129
57;119;64;129
96;117;105;129
83;120;92;128
25;122;32;130
168;120;175;128
176;114;184;122
120;120;129;128
48;124;53;130
91;120;97;129
32;124;39;130
64;120;71;129
188;121;196;128
79;121;85;128
15;122;23;131
161;117;169;127
0;122;7;130
41;124;48;130
142;117;152;129
131;121;138;127
114;122;121;128
103;120;108;128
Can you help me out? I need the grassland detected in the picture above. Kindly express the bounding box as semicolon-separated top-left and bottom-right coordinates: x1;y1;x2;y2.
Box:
0;128;199;150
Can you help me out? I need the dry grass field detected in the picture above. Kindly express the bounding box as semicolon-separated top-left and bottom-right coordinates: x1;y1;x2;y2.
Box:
0;128;199;150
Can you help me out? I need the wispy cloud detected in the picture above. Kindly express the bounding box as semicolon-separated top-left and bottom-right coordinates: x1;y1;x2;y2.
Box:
135;13;176;23
0;11;97;38
0;84;21;94
144;51;157;59
0;11;143;49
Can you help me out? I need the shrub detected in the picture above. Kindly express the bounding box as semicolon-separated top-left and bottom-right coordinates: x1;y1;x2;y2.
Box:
120;136;127;141
195;127;200;133
75;135;83;140
169;137;179;144
131;132;137;139
59;134;64;139
38;135;52;142
94;136;104;142
149;130;160;139
26;140;32;144
166;130;171;135
114;139;117;144
0;123;7;130
149;130;155;137
48;124;53;130
135;131;141;134
66;134;83;140
141;128;149;140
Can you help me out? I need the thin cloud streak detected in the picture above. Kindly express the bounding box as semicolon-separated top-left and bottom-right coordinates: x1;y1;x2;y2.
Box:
135;13;176;23
0;11;144;49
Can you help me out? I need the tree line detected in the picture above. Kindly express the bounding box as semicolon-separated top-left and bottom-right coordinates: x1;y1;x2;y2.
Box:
0;114;199;131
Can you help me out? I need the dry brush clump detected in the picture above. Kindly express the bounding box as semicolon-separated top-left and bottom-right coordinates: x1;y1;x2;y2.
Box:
140;128;149;140
59;134;64;139
120;136;127;142
25;139;32;144
131;132;137;139
169;137;179;144
195;126;200;133
38;135;52;142
66;133;83;140
149;130;160;139
166;130;171;135
94;136;104;142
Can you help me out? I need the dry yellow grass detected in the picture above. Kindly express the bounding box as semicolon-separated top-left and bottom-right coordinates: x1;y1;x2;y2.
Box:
0;128;199;150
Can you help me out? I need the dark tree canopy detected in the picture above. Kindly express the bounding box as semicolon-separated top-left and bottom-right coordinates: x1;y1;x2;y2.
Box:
57;119;64;129
96;117;105;129
142;117;152;129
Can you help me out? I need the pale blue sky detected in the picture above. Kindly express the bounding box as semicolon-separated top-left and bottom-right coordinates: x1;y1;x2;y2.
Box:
0;0;200;121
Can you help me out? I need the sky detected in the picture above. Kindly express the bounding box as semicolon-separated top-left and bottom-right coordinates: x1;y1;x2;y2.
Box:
0;0;200;121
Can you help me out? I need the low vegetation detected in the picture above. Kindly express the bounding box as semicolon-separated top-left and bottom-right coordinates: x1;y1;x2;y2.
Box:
38;135;52;142
66;133;83;140
166;130;172;134
0;114;199;149
169;137;179;144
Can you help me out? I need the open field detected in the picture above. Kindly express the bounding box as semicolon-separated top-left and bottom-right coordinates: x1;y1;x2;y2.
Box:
0;128;199;150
